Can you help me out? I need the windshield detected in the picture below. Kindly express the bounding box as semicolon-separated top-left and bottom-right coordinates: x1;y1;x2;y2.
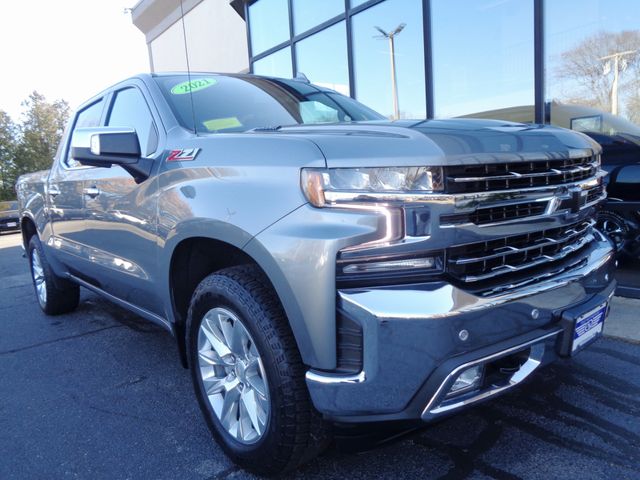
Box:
154;74;384;134
0;201;18;211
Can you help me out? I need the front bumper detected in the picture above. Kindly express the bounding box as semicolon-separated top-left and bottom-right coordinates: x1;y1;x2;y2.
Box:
0;218;20;232
306;236;616;423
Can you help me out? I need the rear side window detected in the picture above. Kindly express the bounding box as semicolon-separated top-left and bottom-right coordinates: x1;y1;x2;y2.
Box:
65;99;104;168
107;88;158;156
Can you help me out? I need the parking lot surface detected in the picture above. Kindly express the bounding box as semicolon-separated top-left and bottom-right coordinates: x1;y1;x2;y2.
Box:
1;231;639;480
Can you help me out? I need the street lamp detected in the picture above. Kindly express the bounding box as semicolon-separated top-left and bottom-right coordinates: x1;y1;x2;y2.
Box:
374;23;406;120
599;49;636;116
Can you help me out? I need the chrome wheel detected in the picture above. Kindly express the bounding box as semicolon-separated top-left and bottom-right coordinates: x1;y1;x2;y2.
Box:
31;249;47;307
197;307;270;444
597;211;629;251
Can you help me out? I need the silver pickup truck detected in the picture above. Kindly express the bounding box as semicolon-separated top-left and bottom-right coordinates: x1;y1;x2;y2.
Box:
16;73;615;474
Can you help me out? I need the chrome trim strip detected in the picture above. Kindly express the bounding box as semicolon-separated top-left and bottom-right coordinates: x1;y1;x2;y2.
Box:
449;221;596;283
421;329;561;420
441;186;606;229
450;220;594;266
448;164;597;183
306;369;366;385
460;237;592;282
323;172;606;206
481;256;588;295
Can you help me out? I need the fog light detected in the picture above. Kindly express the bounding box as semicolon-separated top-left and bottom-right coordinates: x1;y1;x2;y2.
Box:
446;365;483;397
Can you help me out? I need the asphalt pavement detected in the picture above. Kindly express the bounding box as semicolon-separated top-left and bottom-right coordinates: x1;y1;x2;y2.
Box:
1;231;639;480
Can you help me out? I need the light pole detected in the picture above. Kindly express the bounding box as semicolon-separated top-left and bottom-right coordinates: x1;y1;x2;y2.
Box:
599;49;636;115
374;23;406;120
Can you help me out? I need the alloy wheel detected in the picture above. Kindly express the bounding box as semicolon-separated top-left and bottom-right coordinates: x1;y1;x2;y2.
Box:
197;307;270;444
599;216;628;251
31;249;47;307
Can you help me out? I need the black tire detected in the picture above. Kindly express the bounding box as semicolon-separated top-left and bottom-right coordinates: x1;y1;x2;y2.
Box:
28;236;80;315
186;265;330;475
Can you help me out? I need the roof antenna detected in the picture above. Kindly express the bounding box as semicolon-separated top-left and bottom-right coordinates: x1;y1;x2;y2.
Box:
179;0;197;135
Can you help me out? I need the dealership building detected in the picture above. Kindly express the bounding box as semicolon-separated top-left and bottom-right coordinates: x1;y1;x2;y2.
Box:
132;0;639;138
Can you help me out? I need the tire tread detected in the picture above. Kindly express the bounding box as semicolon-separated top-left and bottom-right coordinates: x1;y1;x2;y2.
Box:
28;236;79;315
187;264;330;475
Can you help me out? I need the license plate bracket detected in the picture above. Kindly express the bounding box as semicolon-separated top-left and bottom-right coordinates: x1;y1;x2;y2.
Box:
557;301;608;357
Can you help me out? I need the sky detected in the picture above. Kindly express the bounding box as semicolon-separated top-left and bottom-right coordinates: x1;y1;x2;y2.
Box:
0;0;149;122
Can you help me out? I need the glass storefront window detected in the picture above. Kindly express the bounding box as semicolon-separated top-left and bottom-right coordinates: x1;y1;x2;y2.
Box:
350;0;369;9
252;47;292;78
249;0;290;55
431;0;535;121
292;0;344;35
545;0;640;138
295;22;350;96
351;0;425;119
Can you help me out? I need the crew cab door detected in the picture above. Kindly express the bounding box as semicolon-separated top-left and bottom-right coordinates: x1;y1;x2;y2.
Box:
77;83;164;315
47;98;106;274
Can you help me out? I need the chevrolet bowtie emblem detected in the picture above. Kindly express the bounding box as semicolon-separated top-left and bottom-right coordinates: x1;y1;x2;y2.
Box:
568;187;588;214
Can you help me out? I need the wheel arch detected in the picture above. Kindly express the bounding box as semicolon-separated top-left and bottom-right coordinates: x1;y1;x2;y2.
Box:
20;214;38;250
164;225;314;370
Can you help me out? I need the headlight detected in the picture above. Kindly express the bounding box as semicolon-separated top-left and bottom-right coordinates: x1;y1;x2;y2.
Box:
301;167;444;207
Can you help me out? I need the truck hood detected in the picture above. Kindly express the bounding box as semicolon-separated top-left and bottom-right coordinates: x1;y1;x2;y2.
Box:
275;118;602;168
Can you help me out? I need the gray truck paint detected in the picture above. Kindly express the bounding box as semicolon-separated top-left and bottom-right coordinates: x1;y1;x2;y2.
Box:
16;73;615;420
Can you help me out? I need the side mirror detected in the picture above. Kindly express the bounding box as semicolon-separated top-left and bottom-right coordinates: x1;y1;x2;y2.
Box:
71;127;152;182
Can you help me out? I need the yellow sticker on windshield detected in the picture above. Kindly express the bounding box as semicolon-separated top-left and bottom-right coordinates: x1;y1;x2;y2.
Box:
171;78;216;95
203;117;242;131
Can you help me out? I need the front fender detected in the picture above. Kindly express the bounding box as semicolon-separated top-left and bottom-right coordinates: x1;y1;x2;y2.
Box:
245;204;383;370
159;218;256;323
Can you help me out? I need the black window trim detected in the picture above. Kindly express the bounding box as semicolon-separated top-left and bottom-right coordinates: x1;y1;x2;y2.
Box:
61;95;109;171
106;84;161;158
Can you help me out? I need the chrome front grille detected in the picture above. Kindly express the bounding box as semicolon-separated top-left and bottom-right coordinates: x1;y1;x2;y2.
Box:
586;182;605;204
445;156;599;193
440;180;604;227
447;219;595;283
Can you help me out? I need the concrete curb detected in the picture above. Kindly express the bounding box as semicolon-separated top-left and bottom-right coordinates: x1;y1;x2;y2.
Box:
604;296;640;343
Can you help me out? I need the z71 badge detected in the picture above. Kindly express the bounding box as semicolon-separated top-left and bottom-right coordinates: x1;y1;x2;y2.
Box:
166;148;200;162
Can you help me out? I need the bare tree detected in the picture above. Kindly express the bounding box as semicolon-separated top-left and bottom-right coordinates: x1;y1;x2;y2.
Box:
555;30;640;119
628;94;640;124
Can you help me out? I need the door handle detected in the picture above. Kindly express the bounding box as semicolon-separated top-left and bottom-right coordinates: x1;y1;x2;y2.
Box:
83;186;101;198
48;185;61;197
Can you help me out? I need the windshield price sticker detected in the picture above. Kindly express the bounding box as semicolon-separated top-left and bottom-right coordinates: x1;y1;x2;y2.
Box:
171;78;216;95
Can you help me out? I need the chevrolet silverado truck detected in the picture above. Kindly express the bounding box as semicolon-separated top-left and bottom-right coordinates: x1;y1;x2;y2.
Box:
16;73;615;474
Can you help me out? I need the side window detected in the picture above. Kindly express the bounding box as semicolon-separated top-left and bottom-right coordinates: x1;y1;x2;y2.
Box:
299;101;341;124
65;99;104;168
107;88;158;156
